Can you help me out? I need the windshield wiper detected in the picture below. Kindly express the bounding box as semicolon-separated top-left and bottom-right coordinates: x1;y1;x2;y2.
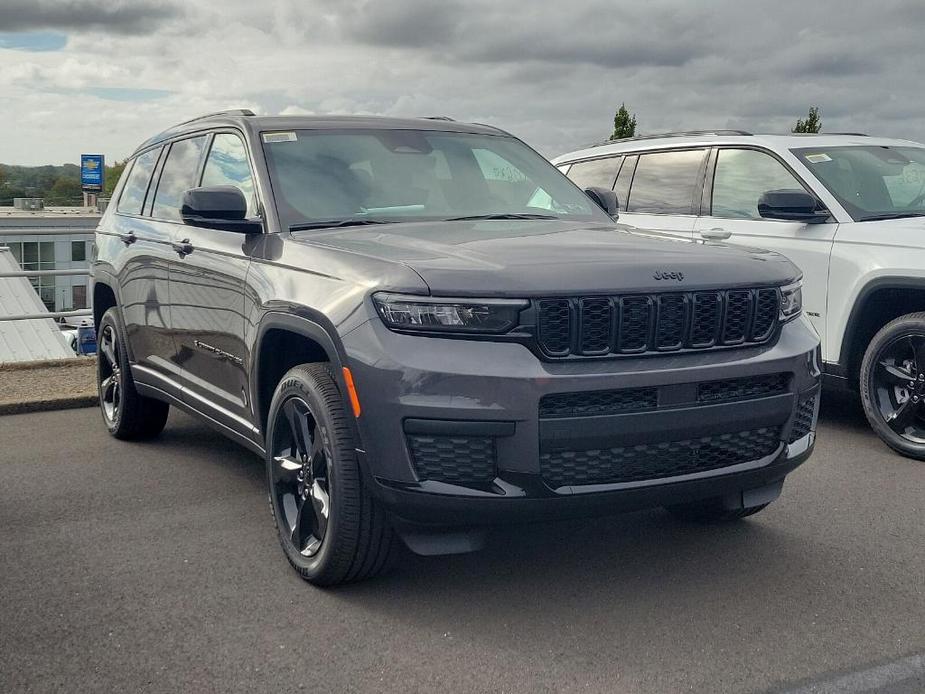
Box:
859;212;925;222
289;218;395;232
445;213;560;221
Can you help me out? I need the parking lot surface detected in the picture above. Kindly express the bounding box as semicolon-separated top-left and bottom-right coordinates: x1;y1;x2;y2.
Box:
1;394;923;693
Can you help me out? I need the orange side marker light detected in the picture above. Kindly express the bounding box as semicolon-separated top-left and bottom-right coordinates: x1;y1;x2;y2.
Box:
342;366;362;418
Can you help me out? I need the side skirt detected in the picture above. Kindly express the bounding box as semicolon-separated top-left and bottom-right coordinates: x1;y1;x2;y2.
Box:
133;370;265;457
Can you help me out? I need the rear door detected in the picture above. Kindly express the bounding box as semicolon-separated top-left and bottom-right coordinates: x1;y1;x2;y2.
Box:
693;146;837;343
159;131;258;435
110;145;176;376
617;148;708;239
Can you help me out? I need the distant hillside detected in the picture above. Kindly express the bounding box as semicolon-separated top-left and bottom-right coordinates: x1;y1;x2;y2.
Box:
0;161;124;205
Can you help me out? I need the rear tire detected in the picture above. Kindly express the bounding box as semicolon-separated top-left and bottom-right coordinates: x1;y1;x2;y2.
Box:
665;499;769;522
265;363;399;586
860;312;925;460
97;307;169;440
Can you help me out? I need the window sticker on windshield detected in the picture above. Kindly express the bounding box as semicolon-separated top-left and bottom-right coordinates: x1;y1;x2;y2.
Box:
805;153;832;164
262;131;297;143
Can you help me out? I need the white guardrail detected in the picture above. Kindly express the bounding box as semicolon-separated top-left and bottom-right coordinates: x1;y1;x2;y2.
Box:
0;227;95;322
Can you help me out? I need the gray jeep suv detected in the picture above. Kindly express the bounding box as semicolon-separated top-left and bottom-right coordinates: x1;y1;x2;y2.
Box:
91;111;820;585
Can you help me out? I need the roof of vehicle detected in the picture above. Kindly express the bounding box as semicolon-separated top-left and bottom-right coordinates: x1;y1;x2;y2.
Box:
134;110;510;156
553;132;925;164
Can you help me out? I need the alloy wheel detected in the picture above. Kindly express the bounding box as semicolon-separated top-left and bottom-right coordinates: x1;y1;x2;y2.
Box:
270;396;332;557
871;333;925;443
98;324;122;425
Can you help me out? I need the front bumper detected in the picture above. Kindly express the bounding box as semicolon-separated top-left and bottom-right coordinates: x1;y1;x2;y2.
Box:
342;314;821;526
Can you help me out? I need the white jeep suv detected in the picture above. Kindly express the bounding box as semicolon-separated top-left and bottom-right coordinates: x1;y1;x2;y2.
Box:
555;131;925;459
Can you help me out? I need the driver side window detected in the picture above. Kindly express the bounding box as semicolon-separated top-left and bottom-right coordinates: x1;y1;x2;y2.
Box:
712;149;806;220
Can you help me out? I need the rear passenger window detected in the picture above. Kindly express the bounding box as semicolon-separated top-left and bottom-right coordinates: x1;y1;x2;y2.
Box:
201;133;257;216
626;149;706;214
116;148;161;216
566;157;621;190
152;136;208;221
712;149;806;219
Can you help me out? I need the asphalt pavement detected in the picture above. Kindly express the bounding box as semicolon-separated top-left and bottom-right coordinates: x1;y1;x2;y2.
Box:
1;394;923;693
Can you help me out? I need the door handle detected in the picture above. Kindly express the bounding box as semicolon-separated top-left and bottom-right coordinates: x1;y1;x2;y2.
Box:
118;232;136;246
172;239;194;257
699;228;732;241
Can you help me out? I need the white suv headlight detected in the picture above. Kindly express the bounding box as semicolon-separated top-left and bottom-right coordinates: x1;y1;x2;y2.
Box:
780;281;802;322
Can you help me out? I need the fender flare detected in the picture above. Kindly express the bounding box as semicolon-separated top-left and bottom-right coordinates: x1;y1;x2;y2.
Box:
250;310;365;449
837;276;925;373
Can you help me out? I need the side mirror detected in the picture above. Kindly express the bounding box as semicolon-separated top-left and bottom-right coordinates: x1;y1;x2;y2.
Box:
757;189;829;224
584;186;619;217
180;186;262;233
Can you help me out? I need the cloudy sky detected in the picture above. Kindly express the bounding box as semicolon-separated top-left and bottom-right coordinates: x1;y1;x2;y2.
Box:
1;0;923;166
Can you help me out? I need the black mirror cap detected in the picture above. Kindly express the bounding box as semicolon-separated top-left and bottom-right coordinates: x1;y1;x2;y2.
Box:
180;185;262;233
584;186;619;217
758;189;829;224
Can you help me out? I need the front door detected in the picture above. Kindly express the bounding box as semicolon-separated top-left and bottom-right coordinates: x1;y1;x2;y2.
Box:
693;147;838;345
157;132;259;437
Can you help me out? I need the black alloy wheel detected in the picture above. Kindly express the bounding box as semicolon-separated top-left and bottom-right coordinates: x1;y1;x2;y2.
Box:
861;312;925;460
98;323;122;427
869;334;925;442
270;396;332;557
265;363;399;585
96;307;169;440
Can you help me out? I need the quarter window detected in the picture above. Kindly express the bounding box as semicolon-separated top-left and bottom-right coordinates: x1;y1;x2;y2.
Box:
566;157;621;190
614;155;637;211
201;133;257;216
626;149;706;215
712;149;806;220
116;148;161;216
152;136;208;221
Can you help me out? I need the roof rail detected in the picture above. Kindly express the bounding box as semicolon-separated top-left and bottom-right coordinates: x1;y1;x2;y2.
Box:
169;109;256;130
420;116;456;121
816;132;868;136
587;129;752;148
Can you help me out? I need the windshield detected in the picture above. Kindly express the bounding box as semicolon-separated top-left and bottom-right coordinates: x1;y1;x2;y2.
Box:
261;129;607;229
792;145;925;221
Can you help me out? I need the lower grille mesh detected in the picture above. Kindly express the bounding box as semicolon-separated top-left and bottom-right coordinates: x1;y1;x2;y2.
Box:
408;434;496;486
540;427;782;488
788;396;817;443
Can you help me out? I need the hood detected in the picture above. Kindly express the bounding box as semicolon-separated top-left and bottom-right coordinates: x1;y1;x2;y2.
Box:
291;220;800;296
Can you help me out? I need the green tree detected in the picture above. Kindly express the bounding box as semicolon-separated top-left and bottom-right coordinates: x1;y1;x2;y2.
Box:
793;106;822;133
104;160;127;197
45;176;83;205
609;103;638;140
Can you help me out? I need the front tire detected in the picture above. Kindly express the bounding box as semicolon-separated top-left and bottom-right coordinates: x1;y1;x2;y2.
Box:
265;363;399;586
860;312;925;460
97;307;169;440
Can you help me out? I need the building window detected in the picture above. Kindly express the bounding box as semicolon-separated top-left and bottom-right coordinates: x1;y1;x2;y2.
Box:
72;284;87;309
72;241;87;262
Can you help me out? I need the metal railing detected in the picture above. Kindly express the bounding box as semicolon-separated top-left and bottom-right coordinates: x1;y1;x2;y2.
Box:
0;227;95;322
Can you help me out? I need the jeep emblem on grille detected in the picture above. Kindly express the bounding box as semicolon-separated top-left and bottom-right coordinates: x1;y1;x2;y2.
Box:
653;271;684;281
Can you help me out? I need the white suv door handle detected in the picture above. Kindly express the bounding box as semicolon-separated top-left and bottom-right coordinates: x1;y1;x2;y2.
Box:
700;228;732;240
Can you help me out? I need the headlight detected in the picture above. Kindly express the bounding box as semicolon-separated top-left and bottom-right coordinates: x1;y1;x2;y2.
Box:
373;293;527;334
779;281;802;321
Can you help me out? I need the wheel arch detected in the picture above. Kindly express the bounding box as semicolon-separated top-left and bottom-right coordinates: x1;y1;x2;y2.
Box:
252;312;360;446
92;279;118;328
838;278;925;382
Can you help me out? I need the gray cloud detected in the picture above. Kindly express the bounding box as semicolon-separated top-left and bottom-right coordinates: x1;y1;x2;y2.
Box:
0;0;183;35
3;0;925;166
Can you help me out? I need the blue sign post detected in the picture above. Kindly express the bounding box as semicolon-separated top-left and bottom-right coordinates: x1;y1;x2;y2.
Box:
80;154;104;192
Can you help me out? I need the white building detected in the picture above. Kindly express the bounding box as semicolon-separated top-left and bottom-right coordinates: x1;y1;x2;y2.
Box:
0;207;98;313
